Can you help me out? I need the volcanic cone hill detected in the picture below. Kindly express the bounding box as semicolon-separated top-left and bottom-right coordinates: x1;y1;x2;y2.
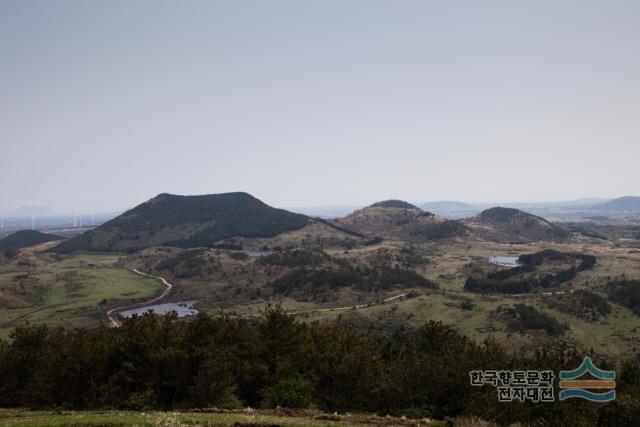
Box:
369;200;420;209
464;206;569;243
333;201;469;241
54;192;310;253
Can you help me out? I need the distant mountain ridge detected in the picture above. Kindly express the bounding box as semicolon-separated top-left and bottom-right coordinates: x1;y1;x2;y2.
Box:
419;201;479;219
593;196;640;212
420;201;476;211
54;192;309;253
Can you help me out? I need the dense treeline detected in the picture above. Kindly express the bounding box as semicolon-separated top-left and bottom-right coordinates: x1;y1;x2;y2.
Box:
268;265;438;296
465;250;597;294
518;250;597;271
313;218;366;238
465;277;534;294
409;219;469;239
0;309;639;425
498;304;568;336
607;280;640;316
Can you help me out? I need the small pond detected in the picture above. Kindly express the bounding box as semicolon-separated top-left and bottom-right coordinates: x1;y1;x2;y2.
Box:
120;301;199;318
246;251;272;257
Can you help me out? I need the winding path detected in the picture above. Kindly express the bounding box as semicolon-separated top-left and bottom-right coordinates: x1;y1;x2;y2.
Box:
221;292;410;319
107;269;409;324
286;292;408;315
106;268;173;327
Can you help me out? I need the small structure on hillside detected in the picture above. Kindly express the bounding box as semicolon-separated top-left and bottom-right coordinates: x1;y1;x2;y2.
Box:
489;256;520;267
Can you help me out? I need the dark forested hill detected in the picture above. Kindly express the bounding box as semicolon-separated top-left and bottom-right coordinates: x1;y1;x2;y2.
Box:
0;230;64;253
54;192;309;253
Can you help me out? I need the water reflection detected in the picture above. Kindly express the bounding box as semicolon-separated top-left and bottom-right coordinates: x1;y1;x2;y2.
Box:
120;300;198;318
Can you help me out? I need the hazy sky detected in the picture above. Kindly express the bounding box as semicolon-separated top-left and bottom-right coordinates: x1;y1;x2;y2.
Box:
1;0;639;214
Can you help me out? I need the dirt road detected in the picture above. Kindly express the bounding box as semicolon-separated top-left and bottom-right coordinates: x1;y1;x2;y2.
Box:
106;268;173;327
284;292;409;316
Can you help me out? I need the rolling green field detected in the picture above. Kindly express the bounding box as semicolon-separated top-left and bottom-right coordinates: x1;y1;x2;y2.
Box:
0;254;163;339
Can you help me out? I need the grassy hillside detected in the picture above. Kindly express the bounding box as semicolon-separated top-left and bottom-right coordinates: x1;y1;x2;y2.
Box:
54;192;309;253
333;207;469;241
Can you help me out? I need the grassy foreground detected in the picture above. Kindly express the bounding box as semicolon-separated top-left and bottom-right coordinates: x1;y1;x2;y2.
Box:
0;409;496;427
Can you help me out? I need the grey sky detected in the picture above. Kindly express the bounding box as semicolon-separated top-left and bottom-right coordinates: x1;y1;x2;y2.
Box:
1;0;639;214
